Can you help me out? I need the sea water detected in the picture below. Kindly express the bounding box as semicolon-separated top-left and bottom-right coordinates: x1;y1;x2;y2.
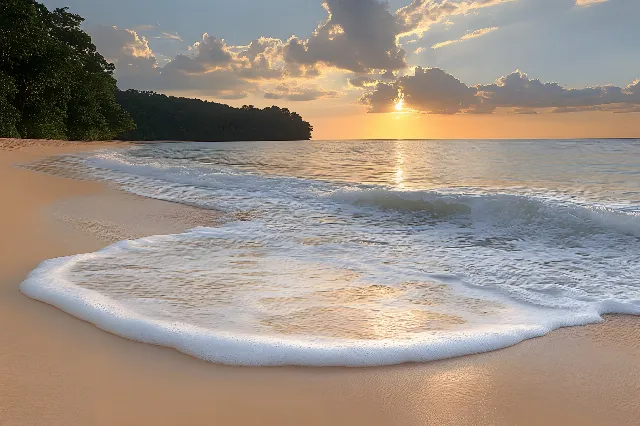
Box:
21;140;640;366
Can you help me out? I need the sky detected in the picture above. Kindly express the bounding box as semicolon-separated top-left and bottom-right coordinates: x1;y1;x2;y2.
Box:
43;0;640;139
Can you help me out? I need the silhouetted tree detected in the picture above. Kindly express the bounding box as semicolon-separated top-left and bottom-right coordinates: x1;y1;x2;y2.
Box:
116;90;313;142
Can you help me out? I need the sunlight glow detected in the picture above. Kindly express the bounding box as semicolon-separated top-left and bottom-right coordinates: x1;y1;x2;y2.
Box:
393;141;405;188
395;97;404;111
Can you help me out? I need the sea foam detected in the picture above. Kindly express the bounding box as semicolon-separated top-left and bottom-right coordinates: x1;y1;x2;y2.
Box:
20;237;605;367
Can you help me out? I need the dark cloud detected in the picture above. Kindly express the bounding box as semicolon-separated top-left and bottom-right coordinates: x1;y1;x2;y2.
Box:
264;92;283;100
284;0;406;73
401;67;477;114
476;70;635;112
361;68;640;114
359;81;400;113
360;67;477;113
381;69;396;79
349;76;378;88
281;0;516;73
217;92;250;100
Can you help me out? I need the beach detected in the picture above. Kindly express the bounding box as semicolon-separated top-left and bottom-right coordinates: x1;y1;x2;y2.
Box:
1;139;639;426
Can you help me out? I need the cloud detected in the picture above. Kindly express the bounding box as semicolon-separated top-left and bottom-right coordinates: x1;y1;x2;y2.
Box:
90;0;517;100
625;79;640;99
395;0;514;39
264;83;339;101
155;32;183;41
90;27;248;96
575;0;609;6
134;24;156;32
282;0;513;73
358;81;401;113
90;0;630;108
89;25;159;89
431;27;498;49
402;67;478;114
360;68;640;114
162;35;321;82
159;35;291;97
217;92;250;100
237;37;320;80
475;70;634;112
361;66;477;113
186;34;234;68
513;108;538;114
283;0;407;73
91;26;156;61
349;76;379;88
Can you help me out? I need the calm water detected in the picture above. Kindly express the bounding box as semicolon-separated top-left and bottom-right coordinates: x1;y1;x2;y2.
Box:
22;140;640;366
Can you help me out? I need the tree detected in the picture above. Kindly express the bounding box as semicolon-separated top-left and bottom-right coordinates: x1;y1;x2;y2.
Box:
116;90;313;142
0;0;134;140
0;71;20;137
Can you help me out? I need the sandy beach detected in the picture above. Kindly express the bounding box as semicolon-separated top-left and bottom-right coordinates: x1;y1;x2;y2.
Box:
1;139;639;426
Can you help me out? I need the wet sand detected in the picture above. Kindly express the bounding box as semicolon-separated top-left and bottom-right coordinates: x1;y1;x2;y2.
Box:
0;139;638;426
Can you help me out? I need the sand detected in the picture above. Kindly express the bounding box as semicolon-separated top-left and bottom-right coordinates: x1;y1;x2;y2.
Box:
0;138;638;426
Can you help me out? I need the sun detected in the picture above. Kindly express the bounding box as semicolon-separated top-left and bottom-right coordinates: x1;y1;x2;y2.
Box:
394;97;404;111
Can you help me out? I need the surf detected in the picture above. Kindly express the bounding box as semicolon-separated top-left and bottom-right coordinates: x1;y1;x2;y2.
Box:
19;141;640;366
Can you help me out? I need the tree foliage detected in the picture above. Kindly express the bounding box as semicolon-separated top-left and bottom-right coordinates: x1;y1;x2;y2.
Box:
116;90;313;142
0;0;134;140
0;71;20;137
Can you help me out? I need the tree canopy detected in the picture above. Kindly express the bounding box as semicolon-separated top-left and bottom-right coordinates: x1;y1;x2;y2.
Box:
116;90;313;142
0;0;135;140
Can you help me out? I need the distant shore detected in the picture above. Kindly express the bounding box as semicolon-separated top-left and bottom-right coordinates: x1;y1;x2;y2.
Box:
1;138;639;425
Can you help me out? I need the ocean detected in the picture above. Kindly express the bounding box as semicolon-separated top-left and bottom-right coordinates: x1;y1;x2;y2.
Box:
21;139;640;366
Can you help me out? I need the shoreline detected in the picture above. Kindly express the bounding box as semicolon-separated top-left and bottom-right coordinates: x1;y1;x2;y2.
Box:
1;139;639;425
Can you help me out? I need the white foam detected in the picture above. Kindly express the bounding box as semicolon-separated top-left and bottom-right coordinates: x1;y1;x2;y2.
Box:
18;233;625;367
19;257;598;367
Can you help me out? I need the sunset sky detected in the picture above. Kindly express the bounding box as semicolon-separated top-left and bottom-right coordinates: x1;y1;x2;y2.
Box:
42;0;640;139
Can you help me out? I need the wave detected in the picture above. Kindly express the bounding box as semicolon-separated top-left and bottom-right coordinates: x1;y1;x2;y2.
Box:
19;238;607;367
18;145;640;367
331;188;640;237
50;149;640;238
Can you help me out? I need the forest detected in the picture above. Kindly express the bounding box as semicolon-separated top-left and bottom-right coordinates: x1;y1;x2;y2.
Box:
116;90;313;142
0;0;312;141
